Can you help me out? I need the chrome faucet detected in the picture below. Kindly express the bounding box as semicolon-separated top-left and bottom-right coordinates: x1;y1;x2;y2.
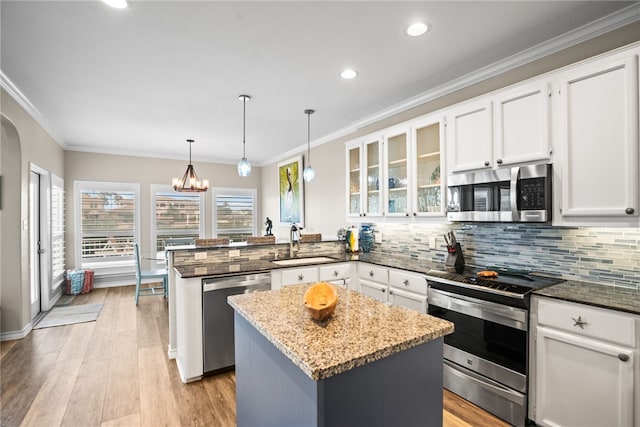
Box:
289;223;303;257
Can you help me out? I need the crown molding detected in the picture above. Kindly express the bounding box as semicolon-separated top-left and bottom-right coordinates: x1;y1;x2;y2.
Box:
0;70;67;148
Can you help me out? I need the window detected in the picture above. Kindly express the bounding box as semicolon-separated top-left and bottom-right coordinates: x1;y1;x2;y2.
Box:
75;181;139;265
213;187;257;242
151;185;204;254
51;174;65;290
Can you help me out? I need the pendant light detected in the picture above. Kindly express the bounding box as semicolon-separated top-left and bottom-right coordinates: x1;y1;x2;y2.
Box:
172;139;209;192
237;94;252;177
303;109;315;182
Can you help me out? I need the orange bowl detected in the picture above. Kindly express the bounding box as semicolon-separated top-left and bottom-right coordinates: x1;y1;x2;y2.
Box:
304;282;338;321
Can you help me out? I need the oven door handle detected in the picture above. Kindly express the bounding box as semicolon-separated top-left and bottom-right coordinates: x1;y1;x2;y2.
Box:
428;287;527;331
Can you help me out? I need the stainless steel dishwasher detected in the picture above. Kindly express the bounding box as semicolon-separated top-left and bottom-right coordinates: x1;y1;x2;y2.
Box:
202;272;271;374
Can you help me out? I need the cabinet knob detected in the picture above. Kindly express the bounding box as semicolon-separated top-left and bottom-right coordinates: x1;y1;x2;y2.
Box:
403;279;409;286
413;212;417;216
333;270;339;277
405;212;410;217
619;354;630;362
496;158;503;165
388;290;393;295
381;288;386;293
625;207;635;215
369;270;375;277
298;274;304;281
363;212;367;217
484;161;490;167
571;316;587;329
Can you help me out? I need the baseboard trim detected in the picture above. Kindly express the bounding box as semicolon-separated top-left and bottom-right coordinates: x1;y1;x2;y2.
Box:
0;322;33;342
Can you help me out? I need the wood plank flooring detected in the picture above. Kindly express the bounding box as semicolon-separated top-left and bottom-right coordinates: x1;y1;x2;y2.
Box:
1;286;509;427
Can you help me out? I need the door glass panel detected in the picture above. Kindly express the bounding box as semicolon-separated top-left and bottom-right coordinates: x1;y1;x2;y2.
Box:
366;141;380;214
415;123;442;213
348;146;360;214
387;133;407;214
29;171;41;319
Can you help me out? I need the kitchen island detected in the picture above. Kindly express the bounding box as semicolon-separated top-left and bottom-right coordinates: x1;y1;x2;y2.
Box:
228;284;454;427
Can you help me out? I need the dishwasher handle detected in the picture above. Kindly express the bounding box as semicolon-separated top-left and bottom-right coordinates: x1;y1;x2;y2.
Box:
203;273;271;292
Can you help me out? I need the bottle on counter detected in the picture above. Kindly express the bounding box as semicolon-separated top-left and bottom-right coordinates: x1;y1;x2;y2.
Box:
348;225;359;252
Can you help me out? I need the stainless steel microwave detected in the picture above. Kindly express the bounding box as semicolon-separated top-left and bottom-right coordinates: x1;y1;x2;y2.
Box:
447;163;552;222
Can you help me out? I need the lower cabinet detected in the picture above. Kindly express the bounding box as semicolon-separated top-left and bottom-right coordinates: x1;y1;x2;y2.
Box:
357;262;428;313
530;296;638;427
272;262;353;290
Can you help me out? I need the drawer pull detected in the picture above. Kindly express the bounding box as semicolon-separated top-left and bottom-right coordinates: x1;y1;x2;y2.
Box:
403;279;409;286
369;270;375;277
298;274;304;281
333;270;339;277
618;354;630;362
571;316;587;329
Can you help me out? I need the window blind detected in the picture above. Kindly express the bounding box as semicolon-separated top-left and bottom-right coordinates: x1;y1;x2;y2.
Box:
51;174;65;289
214;190;256;241
154;191;201;251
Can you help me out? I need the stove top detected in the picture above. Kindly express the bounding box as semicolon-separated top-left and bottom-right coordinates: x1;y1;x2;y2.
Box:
425;265;565;300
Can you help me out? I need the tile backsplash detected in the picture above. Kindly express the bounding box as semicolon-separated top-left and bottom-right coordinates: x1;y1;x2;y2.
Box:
370;222;640;290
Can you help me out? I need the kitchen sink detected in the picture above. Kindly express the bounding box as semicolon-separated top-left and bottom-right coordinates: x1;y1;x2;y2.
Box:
272;256;337;266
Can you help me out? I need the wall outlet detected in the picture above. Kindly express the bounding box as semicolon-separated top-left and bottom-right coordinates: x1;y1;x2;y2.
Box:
429;236;437;249
229;249;241;258
195;252;207;260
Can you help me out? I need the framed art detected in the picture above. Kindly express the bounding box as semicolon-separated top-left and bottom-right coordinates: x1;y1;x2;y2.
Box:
278;155;304;227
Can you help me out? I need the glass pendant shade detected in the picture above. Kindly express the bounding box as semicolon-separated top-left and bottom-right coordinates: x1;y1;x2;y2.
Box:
303;109;315;182
172;139;209;192
303;166;315;182
237;157;251;176
238;94;252;177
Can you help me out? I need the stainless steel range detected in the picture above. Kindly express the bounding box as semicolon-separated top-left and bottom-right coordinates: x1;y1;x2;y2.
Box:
425;266;564;427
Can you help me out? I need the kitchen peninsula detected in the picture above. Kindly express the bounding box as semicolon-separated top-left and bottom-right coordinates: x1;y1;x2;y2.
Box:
228;284;454;427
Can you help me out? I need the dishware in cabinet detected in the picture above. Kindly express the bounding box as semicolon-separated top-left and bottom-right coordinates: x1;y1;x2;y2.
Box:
411;116;445;217
345;136;383;219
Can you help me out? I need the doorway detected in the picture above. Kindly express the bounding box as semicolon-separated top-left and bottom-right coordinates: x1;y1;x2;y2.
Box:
29;170;42;320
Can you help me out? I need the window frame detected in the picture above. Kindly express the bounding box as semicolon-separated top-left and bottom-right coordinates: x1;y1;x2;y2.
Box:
212;187;258;241
74;180;140;267
150;184;205;258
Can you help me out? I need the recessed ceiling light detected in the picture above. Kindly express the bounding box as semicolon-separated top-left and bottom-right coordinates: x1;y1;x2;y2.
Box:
340;69;358;80
406;22;429;37
101;0;128;9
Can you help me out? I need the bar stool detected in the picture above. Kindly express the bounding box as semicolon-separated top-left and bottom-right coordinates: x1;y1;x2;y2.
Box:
134;243;168;305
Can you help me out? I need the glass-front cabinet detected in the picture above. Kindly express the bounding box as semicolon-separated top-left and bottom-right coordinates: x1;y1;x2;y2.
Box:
346;136;383;219
384;129;410;217
411;117;445;216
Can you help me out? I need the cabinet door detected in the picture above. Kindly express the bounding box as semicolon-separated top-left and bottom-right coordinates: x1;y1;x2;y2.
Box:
560;52;639;218
447;99;493;172
411;117;445;216
346;141;363;218
384;128;411;217
494;81;551;166
319;263;351;282
359;279;388;303
280;267;319;287
388;287;427;313
535;326;634;427
364;137;383;217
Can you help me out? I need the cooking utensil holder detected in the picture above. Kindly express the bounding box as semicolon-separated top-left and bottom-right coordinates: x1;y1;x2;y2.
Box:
446;243;465;268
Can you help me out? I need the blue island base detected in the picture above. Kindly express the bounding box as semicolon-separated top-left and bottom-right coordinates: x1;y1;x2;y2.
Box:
234;312;444;427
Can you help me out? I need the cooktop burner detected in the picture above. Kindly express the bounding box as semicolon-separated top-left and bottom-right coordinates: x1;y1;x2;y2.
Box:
425;265;565;302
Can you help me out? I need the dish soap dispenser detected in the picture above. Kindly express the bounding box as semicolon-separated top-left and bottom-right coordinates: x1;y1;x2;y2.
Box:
348;225;359;252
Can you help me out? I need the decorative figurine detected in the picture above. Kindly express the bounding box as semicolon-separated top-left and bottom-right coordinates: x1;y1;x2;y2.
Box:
265;217;273;236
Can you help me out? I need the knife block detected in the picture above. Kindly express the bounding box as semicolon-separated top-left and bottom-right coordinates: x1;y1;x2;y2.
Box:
445;243;465;268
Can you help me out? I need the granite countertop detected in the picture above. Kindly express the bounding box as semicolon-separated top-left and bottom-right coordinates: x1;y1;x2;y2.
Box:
228;283;454;381
533;280;640;316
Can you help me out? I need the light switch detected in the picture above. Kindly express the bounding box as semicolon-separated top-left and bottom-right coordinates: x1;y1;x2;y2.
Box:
429;236;437;249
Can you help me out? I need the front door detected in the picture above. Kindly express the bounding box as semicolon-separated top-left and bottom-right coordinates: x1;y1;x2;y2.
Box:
29;170;42;320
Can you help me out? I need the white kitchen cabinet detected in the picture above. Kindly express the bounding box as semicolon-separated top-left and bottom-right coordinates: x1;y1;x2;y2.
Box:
447;80;552;174
360;279;389;303
319;262;352;288
494;80;551;166
530;296;638;427
346;135;383;219
280;266;319;287
559;49;639;222
384;127;411;217
175;276;204;383
447;98;493;172
410;116;446;217
388;287;427;313
356;263;428;313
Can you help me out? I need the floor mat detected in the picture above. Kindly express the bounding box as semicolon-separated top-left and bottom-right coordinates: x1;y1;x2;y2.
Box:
34;303;103;329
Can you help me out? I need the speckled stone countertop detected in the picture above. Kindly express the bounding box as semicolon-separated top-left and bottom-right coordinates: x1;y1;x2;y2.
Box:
228;283;454;381
534;280;640;315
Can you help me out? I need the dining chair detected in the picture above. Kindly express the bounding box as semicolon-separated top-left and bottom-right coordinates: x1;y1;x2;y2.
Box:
134;243;168;305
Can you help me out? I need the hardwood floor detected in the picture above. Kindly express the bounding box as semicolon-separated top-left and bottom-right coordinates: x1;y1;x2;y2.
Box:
1;286;509;427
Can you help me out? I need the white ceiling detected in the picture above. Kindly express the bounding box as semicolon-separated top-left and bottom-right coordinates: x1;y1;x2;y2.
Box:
1;1;638;166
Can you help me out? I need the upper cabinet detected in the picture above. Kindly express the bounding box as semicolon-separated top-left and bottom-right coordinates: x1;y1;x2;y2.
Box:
346;135;383;219
558;50;639;223
383;127;411;217
447;80;552;173
411;117;445;217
